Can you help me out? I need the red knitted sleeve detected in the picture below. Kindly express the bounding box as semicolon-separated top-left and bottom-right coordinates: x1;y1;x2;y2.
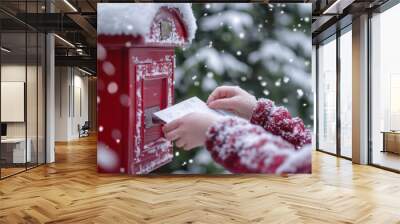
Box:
250;98;311;149
205;117;311;174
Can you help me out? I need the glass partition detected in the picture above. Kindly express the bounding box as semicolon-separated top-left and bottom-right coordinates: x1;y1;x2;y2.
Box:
371;4;400;171
339;28;352;158
38;32;45;165
1;30;28;177
317;37;337;154
0;1;46;179
27;30;38;169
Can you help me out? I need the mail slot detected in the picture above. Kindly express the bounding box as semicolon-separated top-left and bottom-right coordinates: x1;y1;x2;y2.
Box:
97;4;196;174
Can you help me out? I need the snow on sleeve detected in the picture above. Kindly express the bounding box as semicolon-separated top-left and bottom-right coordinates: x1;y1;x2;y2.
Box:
250;98;312;149
205;117;311;174
97;3;197;42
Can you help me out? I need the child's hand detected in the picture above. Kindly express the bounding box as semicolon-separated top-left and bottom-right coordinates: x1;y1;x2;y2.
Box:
207;86;257;120
162;112;221;150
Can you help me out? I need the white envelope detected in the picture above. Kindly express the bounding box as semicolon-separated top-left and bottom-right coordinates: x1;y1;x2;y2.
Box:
153;97;232;123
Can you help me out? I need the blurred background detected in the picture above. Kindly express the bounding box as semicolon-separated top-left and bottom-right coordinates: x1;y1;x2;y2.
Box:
156;3;312;174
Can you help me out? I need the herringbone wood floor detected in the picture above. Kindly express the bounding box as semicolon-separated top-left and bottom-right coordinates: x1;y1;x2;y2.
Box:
1;135;400;224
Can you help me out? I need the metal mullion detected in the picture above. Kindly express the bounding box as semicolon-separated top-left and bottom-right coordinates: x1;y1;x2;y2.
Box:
25;0;28;171
36;0;39;167
43;0;47;165
315;45;320;150
367;12;373;166
44;30;47;164
73;68;75;118
316;149;352;161
370;164;400;174
336;29;341;157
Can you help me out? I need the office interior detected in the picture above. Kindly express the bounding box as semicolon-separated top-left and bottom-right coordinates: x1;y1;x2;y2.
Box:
0;0;400;222
313;0;400;172
0;0;96;179
0;0;398;178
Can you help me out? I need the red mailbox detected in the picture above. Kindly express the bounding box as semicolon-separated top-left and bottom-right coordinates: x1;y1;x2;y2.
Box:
97;4;196;174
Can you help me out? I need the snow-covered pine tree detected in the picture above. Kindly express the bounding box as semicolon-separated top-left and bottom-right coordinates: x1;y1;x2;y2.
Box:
156;3;312;174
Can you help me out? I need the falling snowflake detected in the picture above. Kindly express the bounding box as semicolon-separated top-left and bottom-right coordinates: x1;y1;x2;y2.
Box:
125;41;132;47
283;77;290;83
263;90;270;96
107;82;118;94
97;43;106;60
236;51;242;56
97;142;118;171
102;61;115;76
297;89;304;98
275;79;281;87
261;81;267;87
120;94;130;107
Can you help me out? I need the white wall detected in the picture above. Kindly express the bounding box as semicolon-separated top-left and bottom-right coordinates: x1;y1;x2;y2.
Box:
1;65;26;139
1;65;40;137
55;67;89;141
55;66;69;141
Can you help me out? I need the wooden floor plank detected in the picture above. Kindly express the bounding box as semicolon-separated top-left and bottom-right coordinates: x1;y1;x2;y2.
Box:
1;135;400;223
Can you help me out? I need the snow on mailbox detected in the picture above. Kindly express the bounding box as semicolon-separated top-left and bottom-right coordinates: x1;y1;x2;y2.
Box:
97;3;196;174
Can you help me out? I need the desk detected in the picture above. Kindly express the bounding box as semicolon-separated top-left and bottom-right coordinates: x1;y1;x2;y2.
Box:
1;138;31;163
381;131;400;154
